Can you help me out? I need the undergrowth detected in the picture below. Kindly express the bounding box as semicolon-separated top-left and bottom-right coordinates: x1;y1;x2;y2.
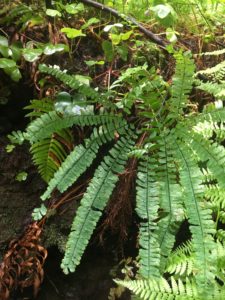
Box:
1;0;225;299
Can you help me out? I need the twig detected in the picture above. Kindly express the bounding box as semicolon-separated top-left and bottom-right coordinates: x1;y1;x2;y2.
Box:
79;0;167;49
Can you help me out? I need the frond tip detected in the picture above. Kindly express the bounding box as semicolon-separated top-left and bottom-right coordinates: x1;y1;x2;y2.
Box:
114;277;198;300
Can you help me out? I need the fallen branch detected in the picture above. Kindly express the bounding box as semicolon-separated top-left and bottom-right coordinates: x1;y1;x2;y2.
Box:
79;0;167;48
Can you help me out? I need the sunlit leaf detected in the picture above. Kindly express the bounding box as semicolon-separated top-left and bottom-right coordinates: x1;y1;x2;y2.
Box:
23;48;43;62
85;60;104;67
81;17;100;30
0;58;16;68
151;4;172;19
104;23;123;32
46;9;62;17
43;43;69;55
65;3;84;14
61;28;86;39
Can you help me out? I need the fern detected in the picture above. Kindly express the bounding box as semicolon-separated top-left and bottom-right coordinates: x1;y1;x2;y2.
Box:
166;51;195;121
136;157;161;278
115;277;199;300
61;133;135;273
38;64;99;101
41;122;129;200
31;129;73;183
25;110;124;143
20;48;225;297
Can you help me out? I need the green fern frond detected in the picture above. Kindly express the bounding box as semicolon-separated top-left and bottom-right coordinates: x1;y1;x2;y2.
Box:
0;3;32;25
205;186;225;209
31;129;73;183
166;241;194;277
195;80;225;99
7;130;26;145
196;61;225;82
136;157;161;278
115;277;200;300
174;141;216;294
156;134;184;271
25;110;124;143
61;134;135;274
38;64;99;100
167;51;195;120
24;98;54;117
176;126;225;188
41;123;129;200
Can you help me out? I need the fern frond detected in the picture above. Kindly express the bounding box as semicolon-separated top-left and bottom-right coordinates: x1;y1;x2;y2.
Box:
176;126;225;188
174;141;216;294
115;277;199;300
61;134;135;274
196;61;225;82
195;80;225;99
156;134;184;272
0;3;32;25
167;51;195;120
136;157;161;278
166;240;194;277
200;49;225;56
205;186;225;209
41;123;129;200
25;110;124;143
39;64;99;100
31;129;73;183
24;98;54;117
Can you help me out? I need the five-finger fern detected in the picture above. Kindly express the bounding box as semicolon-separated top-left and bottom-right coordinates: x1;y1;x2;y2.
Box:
21;50;225;299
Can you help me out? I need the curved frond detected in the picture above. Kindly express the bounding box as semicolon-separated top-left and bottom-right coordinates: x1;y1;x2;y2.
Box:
25;110;124;143
31;129;73;183
115;277;199;300
61;133;135;274
41;123;129;200
39;64;99;100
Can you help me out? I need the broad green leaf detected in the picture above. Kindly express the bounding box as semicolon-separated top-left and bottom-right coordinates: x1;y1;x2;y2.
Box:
0;35;8;47
10;42;22;61
61;28;86;39
151;4;171;19
0;58;16;68
0;45;10;58
9;67;22;82
110;33;121;45
46;9;62;17
43;43;69;55
117;45;128;61
28;16;45;27
166;28;178;43
102;40;114;62
65;3;84;14
121;30;133;41
23;48;43;62
81;17;100;30
85;60;104;67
